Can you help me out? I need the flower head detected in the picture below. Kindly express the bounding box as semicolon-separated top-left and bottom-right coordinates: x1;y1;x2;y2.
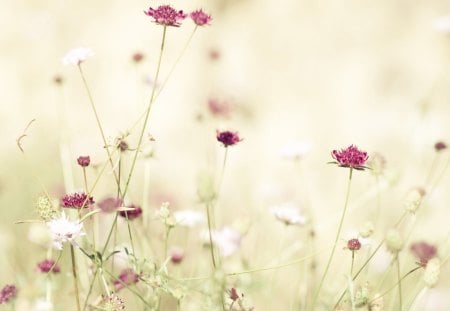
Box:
208;98;232;118
410;242;437;267
170;247;185;264
62;192;94;209
190;9;212;26
77;156;90;167
47;212;85;250
216;130;242;147
347;238;362;251
35;195;58;221
0;284;17;305
113;269;139;291
62;47;94;66
202;226;241;257
97;197;123;213
132;52;144;63
144;5;187;27
331;145;369;170
101;294;125;310
435;141;447;152
119;204;142;220
423;257;440;287
270;203;306;226
228;288;239;302
37;259;61;274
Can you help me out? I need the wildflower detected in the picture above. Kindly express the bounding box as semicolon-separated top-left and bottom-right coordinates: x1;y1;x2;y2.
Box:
113;269;139;291
35;195;58;221
347;238;362;251
423;257;440;287
385;229;403;254
216;130;242;147
132;52;144;63
190;9;212;26
228;288;239;301
353;283;370;308
331;145;369;170
61;192;94;209
270;203;306;226
77;156;90;167
434;141;447;152
119;204;142;220
47;212;85;250
0;284;17;304
101;294;125;310
37;259;60;274
208;98;232;118
156;202;176;227
174;209;205;227
144;5;187;27
170;247;184;264
98;197;123;213
410;242;437;267
62;47;94;66
404;187;426;214
203;226;241;257
280;141;312;161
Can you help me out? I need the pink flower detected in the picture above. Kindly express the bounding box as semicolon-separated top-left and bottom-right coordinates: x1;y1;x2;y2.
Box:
190;9;212;26
144;5;186;27
97;197;123;213
37;259;61;274
0;284;17;304
331;145;369;170
208;98;232;118
62;192;94;209
77;156;90;167
132;52;144;63
435;141;447;152
119;204;143;220
216;130;242;147
347;238;362;251
113;269;139;291
410;242;437;267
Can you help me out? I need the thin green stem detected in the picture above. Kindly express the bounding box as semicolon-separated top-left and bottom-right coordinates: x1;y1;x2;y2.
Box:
122;26;167;200
70;244;81;311
396;255;403;311
350;251;355;276
311;168;353;310
206;201;217;269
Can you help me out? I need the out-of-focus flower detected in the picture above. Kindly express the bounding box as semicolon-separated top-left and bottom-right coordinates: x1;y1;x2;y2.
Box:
113;269;139;291
77;156;90;167
190;9;212;26
0;284;17;304
170;247;184;264
62;47;94;66
174;209;205;227
203;227;241;257
367;152;386;176
208;98;232;118
35;195;58;221
228;288;239;301
347;238;362;251
216;130;242;147
433;15;450;34
101;293;125;310
331;145;369;170
132;52;144;63
144;5;186;27
424;257;441;287
61;192;94;209
403;187;426;214
385;229;403;254
119;204;143;220
435;141;447;152
97;197;123;213
353;283;370;308
47;213;85;250
344;229;371;251
280;141;312;161
270;203;306;226
410;242;437;267
37;259;60;274
359;221;374;238
155;202;176;227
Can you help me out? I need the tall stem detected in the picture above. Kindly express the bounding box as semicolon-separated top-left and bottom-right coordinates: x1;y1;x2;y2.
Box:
311;168;353;310
206;201;217;269
70;244;81;311
396;255;403;311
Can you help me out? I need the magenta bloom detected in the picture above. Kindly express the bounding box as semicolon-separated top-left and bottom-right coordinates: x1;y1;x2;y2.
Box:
190;9;212;26
228;288;239;302
410;242;437;267
331;145;369;170
216;130;242;147
435;141;447;152
113;269;139;291
208;98;232;118
119;204;143;220
62;192;94;209
77;156;90;167
37;259;60;274
347;238;362;251
98;197;123;213
0;284;17;304
144;5;187;27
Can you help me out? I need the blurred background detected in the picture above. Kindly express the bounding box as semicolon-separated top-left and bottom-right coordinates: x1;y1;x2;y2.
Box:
1;0;450;309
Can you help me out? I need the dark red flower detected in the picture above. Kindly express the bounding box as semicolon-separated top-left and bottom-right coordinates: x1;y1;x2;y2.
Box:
331;145;369;170
0;284;17;304
62;192;94;209
144;5;187;27
37;259;61;274
119;204;143;220
347;238;362;251
113;269;139;291
216;130;242;147
435;141;447;152
132;52;144;63
228;288;239;301
77;156;90;167
98;197;123;213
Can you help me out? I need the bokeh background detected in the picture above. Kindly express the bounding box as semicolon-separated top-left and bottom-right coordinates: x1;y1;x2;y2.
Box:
1;0;450;310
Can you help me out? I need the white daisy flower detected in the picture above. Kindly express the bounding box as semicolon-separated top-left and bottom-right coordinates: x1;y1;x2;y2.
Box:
202;226;241;257
270;202;306;226
174;209;205;227
62;47;94;66
46;212;85;250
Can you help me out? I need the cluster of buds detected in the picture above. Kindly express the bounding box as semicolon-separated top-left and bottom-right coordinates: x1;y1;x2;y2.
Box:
156;202;176;228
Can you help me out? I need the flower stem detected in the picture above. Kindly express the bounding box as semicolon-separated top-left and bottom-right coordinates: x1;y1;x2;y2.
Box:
396;255;403;311
70;244;81;311
205;201;217;269
311;168;353;310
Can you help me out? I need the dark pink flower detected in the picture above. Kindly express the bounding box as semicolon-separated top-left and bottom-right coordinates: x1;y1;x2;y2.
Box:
119;204;143;220
435;141;447;152
98;197;123;213
132;52;144;63
37;259;60;274
208;98;232;118
144;5;187;27
216;130;242;147
113;269;139;291
190;9;212;26
77;156;90;167
331;145;369;170
0;284;17;304
347;238;362;251
170;247;184;264
410;242;437;267
228;288;239;301
62;192;94;209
